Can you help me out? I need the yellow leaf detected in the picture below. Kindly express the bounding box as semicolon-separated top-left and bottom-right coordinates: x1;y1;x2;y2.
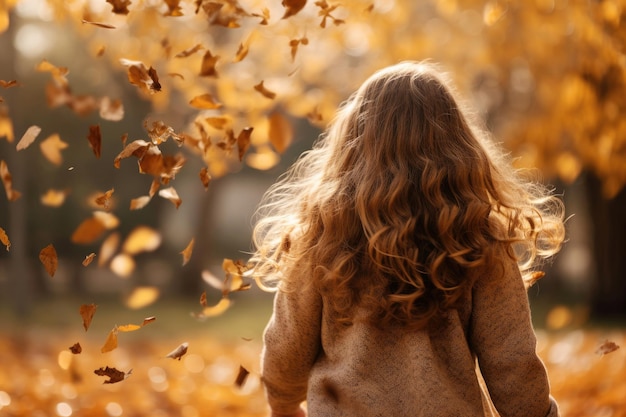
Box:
116;324;141;332
110;253;135;278
122;226;161;254
40;133;68;166
189;93;223;109
101;327;119;353
124;286;160;309
268;112;293;154
200;297;231;318
253;80;276;99
41;189;68;207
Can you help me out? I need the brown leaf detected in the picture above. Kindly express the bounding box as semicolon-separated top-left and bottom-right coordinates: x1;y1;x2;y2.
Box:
82;252;96;266
164;0;183;16
282;0;307;18
87;125;102;158
81;19;116;29
101;327;119;353
235;365;250;388
119;59;160;94
69;342;82;354
39;244;58;277
189;93;222;109
71;216;107;244
236;127;253;161
35;60;69;87
0;80;18;88
16;125;41;151
94;188;114;210
165;342;188;360
251;7;270;25
147;67;161;91
40;133;68;166
254;80;276;99
158;186;182;208
289;36;309;61
199;167;211;190
79;303;97;331
268;112;293;153
130;195;151;210
94;366;131;384
180;238;194;266
199;50;220;77
114;139;151;168
0;226;10;251
175;44;204;58
233;42;250;63
1;160;21;201
596;340;620;356
142;316;156;326
106;0;131;15
199;291;208;307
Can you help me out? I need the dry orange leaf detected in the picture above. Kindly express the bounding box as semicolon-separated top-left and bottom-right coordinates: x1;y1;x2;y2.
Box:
106;0;131;15
180;238;194;266
1;160;21;201
124;286;159;309
0;79;18;88
98;232;120;267
165;342;188;360
71;217;107;244
596;340;620;356
200;50;219;77
268;112;293;154
35;60;69;87
0;226;10;251
39;244;58;277
175;44;204;58
41;188;68;207
158;186;182;208
94;188;114;210
40;133;68;165
99;96;124;121
117;316;156;332
101;327;119;353
122;226;161;255
81;19;116;29
119;59;160;94
199;167;211;190
189;93;222;109
253;80;276;99
282;0;307;18
289;36;309;60
87;125;102;158
79;303;97;331
130;195;151;210
0;108;14;142
16;125;41;151
114;140;151;168
82;252;96;266
200;296;232;318
205;116;230;130
233;42;250;63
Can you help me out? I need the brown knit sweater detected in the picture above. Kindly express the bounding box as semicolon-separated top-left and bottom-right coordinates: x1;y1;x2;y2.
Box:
261;254;560;417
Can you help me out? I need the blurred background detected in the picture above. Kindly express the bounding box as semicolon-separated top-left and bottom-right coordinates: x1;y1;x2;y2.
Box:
1;0;625;416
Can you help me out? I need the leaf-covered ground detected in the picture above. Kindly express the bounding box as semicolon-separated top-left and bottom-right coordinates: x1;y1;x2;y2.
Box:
0;298;624;417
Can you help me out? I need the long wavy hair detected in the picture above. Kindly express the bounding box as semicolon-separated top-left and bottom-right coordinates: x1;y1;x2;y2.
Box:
251;61;565;330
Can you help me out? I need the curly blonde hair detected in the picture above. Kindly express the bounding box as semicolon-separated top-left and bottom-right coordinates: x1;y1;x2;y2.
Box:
251;61;565;330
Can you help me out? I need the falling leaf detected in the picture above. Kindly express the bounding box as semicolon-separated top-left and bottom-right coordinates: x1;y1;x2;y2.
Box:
164;0;183;16
251;7;270;24
0;227;10;251
158;186;182;208
246;146;280;170
233;41;250;63
0;80;18;88
235;365;250;388
94;366;130;383
289;36;308;61
116;324;141;332
79;303;97;331
315;0;344;27
1;160;21;201
268;112;293;153
202;270;223;291
94;188;114;210
82;253;96;266
119;59;161;94
0;107;14;142
199;50;219;77
81;19;116;29
41;188;68;207
110;253;135;277
175;44;204;58
122;226;161;254
596;340;620;356
165;342;188;360
99;97;124;121
40;133;68;165
114;139;150;168
69;342;82;354
98;232;120;267
236;127;253;161
39;244;58;277
205;116;230;130
106;0;131;15
254;80;276;99
180;238;194;266
200;296;232;318
16;125;41;151
35;60;69;87
101;327;119;353
124;286;159;309
147;67;161;91
71;216;107;244
142;316;156;326
199;167;211;190
189;93;222;109
130;195;151;210
526;270;546;288
282;0;307;18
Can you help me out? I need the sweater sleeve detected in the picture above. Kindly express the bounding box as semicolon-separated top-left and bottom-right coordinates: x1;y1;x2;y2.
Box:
261;282;323;415
469;254;560;417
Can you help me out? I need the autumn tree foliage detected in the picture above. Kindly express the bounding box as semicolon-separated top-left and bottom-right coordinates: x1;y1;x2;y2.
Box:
1;1;626;316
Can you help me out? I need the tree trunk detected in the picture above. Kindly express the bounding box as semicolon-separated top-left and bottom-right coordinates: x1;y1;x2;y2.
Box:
586;173;626;320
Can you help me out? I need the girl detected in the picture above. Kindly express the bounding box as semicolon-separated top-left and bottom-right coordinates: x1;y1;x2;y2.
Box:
251;61;565;417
